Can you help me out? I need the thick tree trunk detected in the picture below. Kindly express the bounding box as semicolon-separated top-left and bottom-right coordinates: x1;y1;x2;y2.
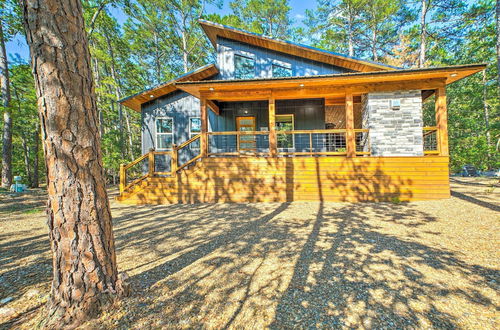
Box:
419;0;427;68
0;22;12;188
32;122;39;188
21;0;129;326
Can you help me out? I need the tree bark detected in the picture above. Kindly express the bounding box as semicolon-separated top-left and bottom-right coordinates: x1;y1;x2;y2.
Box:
21;0;129;326
419;0;428;68
0;21;12;188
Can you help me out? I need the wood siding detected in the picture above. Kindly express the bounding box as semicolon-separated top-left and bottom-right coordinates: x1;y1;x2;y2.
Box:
118;156;450;204
216;37;352;80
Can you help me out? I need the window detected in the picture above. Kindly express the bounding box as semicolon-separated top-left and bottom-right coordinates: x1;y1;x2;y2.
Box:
155;117;173;150
272;64;292;77
234;54;255;79
276;114;294;149
189;117;201;150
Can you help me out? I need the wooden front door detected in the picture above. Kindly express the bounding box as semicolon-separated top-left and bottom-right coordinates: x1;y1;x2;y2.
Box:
236;116;256;151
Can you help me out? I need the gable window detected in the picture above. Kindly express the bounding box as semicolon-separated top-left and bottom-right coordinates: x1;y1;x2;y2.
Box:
155;117;173;150
234;54;255;79
272;64;292;77
189;117;201;150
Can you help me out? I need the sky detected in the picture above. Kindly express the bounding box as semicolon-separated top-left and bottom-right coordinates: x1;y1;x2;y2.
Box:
6;0;314;62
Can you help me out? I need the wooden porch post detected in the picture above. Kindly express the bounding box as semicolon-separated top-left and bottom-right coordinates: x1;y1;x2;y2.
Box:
345;93;356;157
269;97;277;156
435;87;449;156
200;96;208;157
119;164;125;194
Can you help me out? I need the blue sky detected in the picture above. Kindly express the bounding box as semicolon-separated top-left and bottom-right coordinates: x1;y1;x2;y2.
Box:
6;0;313;62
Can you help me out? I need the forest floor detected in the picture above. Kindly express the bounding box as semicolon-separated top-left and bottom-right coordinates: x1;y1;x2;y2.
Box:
0;177;499;329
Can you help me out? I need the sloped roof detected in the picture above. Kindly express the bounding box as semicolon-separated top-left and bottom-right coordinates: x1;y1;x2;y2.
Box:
119;64;219;112
199;20;398;73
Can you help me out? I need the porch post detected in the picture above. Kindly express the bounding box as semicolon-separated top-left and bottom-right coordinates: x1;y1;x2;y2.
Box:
269;97;277;156
200;96;208;157
435;87;449;156
345;93;356;157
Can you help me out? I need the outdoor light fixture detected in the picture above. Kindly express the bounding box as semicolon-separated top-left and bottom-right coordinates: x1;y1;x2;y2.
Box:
450;73;458;77
390;99;401;110
149;95;154;98
209;87;215;91
299;83;305;87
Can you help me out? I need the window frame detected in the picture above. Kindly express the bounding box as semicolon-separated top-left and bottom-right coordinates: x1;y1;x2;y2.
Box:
188;116;201;150
234;54;256;79
155;116;174;151
272;63;292;78
275;114;295;149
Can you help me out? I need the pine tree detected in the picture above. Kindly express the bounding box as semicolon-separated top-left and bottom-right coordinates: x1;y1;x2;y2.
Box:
21;0;129;325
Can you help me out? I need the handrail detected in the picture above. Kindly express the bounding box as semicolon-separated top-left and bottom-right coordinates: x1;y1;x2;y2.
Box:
422;126;439;155
207;131;270;136
277;129;347;134
123;153;148;171
177;134;201;150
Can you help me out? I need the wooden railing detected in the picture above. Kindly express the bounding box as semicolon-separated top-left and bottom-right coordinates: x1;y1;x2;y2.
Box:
207;131;271;156
119;134;202;194
423;126;439;155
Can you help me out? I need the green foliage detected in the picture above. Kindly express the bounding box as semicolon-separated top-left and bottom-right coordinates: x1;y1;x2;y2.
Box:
229;0;293;39
1;0;498;187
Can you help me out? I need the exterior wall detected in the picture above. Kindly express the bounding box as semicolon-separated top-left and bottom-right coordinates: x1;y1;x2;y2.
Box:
216;37;352;79
364;91;424;156
141;90;217;153
118;156;451;204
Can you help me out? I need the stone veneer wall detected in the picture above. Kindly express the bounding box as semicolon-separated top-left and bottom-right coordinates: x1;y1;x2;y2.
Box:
363;90;424;156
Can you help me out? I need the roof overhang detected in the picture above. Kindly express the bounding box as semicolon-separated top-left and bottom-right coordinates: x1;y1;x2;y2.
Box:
176;64;486;101
199;20;397;73
119;64;219;112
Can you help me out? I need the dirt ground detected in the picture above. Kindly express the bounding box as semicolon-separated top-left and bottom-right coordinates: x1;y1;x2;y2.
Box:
0;177;499;329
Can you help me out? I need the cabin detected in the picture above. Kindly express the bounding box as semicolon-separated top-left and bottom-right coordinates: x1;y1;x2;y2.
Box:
117;20;486;204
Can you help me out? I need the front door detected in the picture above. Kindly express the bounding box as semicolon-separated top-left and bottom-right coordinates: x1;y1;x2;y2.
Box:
236;116;256;151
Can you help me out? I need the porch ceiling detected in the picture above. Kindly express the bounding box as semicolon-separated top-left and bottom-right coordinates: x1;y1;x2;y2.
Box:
175;64;486;101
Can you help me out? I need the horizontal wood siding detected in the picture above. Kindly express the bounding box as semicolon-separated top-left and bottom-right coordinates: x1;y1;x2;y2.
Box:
118;156;450;204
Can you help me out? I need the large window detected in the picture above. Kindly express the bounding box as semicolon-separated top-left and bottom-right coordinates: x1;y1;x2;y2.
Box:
272;64;292;77
234;54;255;79
155;117;173;150
189;117;201;150
276;114;294;149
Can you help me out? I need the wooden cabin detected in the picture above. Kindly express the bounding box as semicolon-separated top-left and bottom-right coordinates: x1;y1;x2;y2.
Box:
117;20;486;204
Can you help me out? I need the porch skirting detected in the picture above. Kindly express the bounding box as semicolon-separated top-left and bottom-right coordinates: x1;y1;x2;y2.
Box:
117;156;450;204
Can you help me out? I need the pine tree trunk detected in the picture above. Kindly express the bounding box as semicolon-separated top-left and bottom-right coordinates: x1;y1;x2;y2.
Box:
0;21;12;188
21;0;129;326
32;122;39;188
419;0;427;68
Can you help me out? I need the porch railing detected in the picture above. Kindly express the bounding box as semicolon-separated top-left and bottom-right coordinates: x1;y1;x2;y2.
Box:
119;134;202;194
423;126;439;155
207;131;271;156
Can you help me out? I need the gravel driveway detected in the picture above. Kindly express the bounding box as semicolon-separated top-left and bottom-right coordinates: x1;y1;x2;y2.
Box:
1;178;498;329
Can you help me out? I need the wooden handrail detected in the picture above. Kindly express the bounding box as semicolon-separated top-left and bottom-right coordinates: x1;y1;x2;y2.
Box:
277;129;347;134
123;153;148;171
207;131;270;136
177;134;201;150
